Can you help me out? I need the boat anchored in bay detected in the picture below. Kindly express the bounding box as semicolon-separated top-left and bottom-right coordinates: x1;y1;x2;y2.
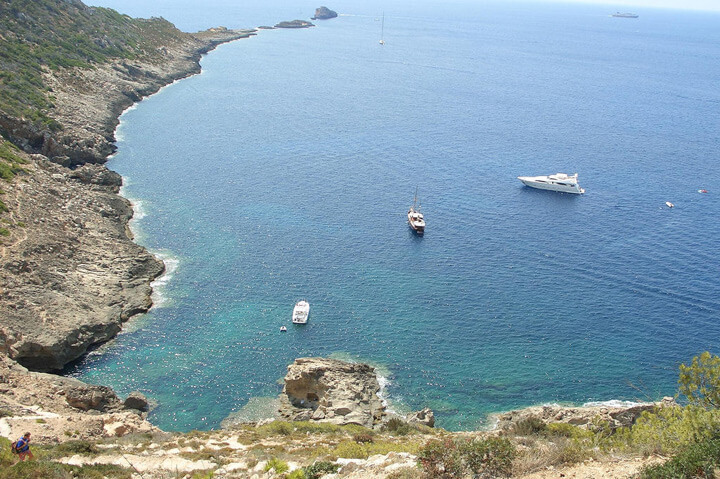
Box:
517;173;585;194
292;300;310;324
408;187;425;234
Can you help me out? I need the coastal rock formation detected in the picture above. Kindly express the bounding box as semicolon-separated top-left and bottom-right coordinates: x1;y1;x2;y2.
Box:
278;357;386;428
406;407;435;427
0;155;165;371
0;355;158;443
494;400;673;432
66;385;121;412
0;9;253;372
124;391;150;412
312;6;338;20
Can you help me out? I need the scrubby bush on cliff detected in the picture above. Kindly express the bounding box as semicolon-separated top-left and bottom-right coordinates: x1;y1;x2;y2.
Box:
0;138;27;181
0;461;132;479
332;438;421;459
618;405;720;456
639;433;720;479
511;415;546;436
264;457;289;473
679;351;720;409
418;436;515;478
302;461;340;479
382;417;415;436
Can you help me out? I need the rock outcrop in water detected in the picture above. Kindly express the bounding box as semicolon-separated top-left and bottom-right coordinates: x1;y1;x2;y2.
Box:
312;6;338;20
278;357;387;428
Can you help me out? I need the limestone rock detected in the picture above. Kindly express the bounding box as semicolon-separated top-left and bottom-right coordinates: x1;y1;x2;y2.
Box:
65;384;120;411
312;7;338;20
406;408;435;427
124;391;150;412
495;402;657;432
278;357;385;428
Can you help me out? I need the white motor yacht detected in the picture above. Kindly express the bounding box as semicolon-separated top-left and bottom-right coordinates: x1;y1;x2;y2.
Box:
292;300;310;324
517;173;585;194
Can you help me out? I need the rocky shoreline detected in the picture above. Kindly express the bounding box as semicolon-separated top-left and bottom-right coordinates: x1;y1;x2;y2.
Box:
0;27;253;372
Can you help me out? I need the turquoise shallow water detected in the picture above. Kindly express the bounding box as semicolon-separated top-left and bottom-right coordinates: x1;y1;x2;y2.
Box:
72;0;720;431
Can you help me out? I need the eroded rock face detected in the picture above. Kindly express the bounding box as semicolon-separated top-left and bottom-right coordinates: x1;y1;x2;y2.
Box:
124;391;150;412
66;384;120;411
278;357;386;428
0;158;165;372
494;400;670;432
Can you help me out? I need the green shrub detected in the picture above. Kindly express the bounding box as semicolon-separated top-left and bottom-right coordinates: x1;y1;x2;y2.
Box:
189;471;214;479
0;228;10;237
0;437;13;469
264;457;289;474
626;405;720;456
302;461;339;479
512;416;547;436
353;433;374;443
258;421;294;436
639;435;720;479
679;351;720;408
0;461;132;479
286;469;306;479
544;422;590;439
418;436;516;478
382;418;413;436
48;440;99;458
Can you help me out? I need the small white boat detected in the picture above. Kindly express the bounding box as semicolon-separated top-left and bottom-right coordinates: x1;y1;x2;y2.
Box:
408;187;425;234
517;173;585;194
292;300;310;324
280;326;287;332
665;201;674;208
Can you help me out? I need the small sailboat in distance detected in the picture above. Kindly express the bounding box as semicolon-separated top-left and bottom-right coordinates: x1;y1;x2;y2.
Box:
408;187;425;234
379;13;385;45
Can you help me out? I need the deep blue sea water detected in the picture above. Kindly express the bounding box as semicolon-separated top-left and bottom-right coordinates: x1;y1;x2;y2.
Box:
72;0;720;432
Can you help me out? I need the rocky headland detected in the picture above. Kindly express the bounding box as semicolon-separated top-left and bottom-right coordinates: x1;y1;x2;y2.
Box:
0;4;253;372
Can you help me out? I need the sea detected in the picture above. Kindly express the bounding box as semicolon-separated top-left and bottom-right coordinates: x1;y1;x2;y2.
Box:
69;0;720;432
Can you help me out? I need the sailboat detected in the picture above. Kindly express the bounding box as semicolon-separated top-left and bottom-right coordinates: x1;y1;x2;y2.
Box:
408;187;425;234
379;13;385;45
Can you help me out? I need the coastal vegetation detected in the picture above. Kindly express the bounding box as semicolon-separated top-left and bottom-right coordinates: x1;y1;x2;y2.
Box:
0;0;191;131
0;137;27;181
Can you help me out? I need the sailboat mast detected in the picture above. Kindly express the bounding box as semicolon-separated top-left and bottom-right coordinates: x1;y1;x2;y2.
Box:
379;13;385;45
413;186;418;209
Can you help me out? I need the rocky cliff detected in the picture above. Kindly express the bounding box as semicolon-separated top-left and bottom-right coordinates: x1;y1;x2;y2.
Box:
0;0;254;371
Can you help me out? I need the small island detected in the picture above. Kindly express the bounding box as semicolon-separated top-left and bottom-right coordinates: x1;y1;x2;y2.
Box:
312;6;338;20
274;19;315;29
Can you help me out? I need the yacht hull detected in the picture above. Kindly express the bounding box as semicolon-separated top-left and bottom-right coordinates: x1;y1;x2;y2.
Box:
518;174;585;194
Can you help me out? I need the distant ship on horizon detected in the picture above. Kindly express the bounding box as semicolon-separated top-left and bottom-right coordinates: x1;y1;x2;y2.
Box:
611;12;639;18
